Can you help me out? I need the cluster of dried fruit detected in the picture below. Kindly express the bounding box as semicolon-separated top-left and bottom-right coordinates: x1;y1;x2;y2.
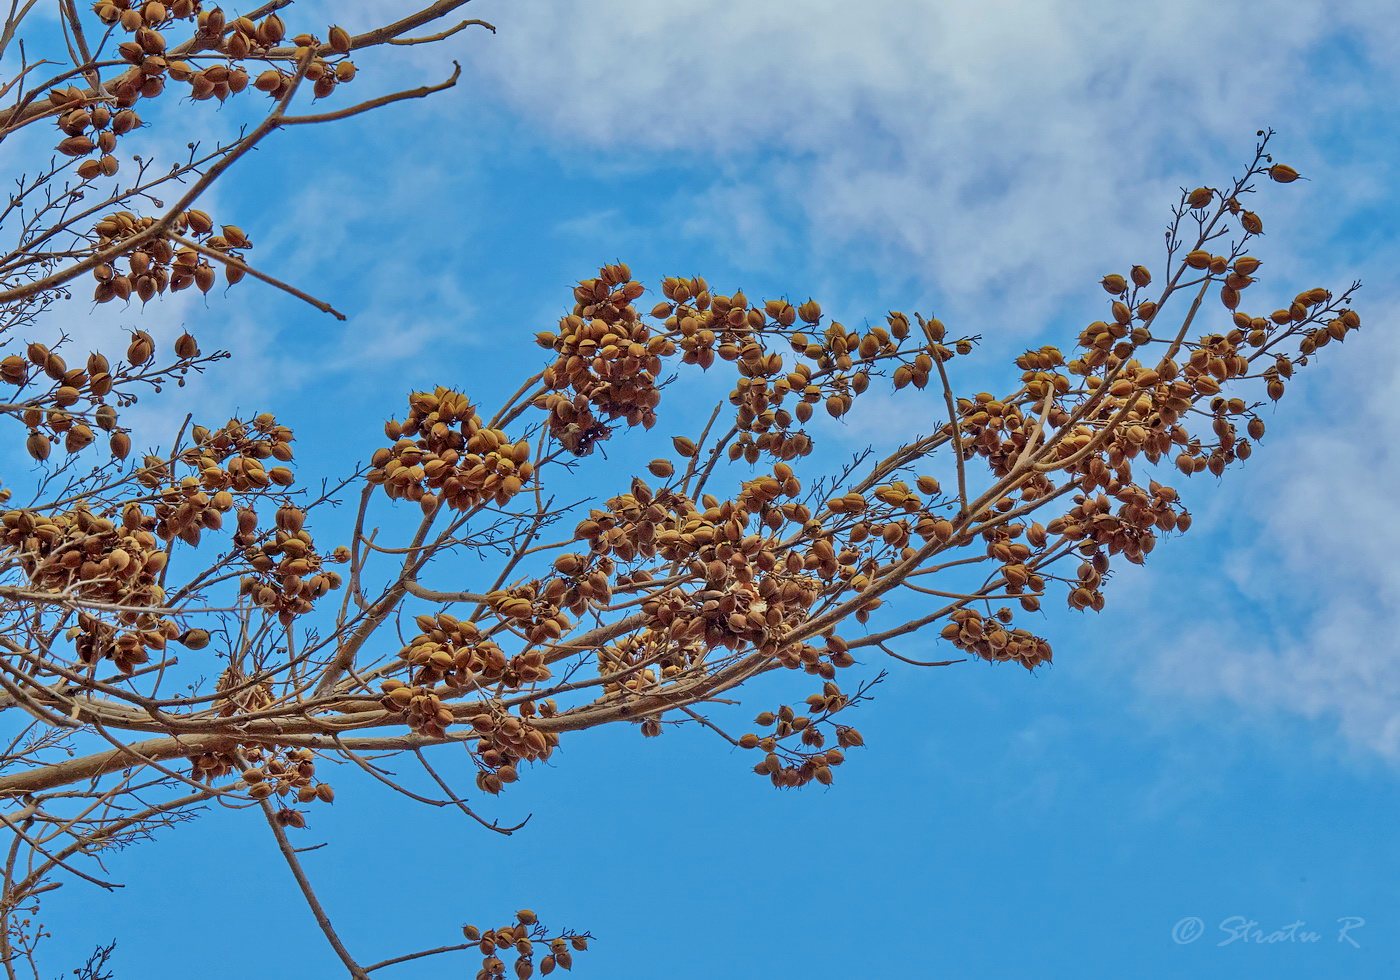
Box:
646;287;955;465
462;911;589;980
51;87;136;178
86;3;358;109
0;504;202;672
6;348;118;460
467;710;559;795
738;698;865;788
237;746;334;808
940;608;1053;668
237;517;345;625
533;263;673;455
371;388;533;512
92;209;250;301
177;414;296;491
391;613;511;687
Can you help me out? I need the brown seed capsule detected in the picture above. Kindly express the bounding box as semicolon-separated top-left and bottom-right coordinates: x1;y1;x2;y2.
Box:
259;13;285;43
179;628;210;649
174;332;199;357
335;61;356;83
58;135;96;157
127;330;154;364
1267;163;1299;183
1186;187;1213;209
672;436;697;457
1099;274;1126;294
65;424;95;453
110;431;131;459
329;25;352;53
1240;211;1263;235
27;431;51;461
1130;265;1151;288
1184;249;1212;270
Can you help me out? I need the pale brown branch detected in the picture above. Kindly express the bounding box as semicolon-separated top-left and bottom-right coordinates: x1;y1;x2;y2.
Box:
387;19;495;45
277;62;462;127
167;234;347;320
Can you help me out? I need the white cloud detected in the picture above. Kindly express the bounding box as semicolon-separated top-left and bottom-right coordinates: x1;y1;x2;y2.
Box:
454;0;1397;323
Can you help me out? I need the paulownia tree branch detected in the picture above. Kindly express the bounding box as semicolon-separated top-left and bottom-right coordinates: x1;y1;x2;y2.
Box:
0;1;1357;974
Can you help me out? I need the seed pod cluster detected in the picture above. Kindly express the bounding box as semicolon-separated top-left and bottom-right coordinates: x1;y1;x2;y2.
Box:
224;745;334;809
533;264;672;456
465;710;559;793
939;609;1052;669
238;523;341;625
1;506;173;664
391;612;510;688
463;920;588;980
2;341;140;460
52;86;125;178
371;387;532;511
214;661;273;717
92;207;251;301
736;680;859;784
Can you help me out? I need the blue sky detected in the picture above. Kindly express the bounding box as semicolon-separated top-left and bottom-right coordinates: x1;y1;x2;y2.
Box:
15;0;1400;976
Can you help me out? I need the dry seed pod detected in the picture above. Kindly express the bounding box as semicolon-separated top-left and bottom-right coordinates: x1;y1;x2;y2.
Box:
26;431;51;461
329;25;352;53
58;136;96;157
254;69;282;93
64;425;94;452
